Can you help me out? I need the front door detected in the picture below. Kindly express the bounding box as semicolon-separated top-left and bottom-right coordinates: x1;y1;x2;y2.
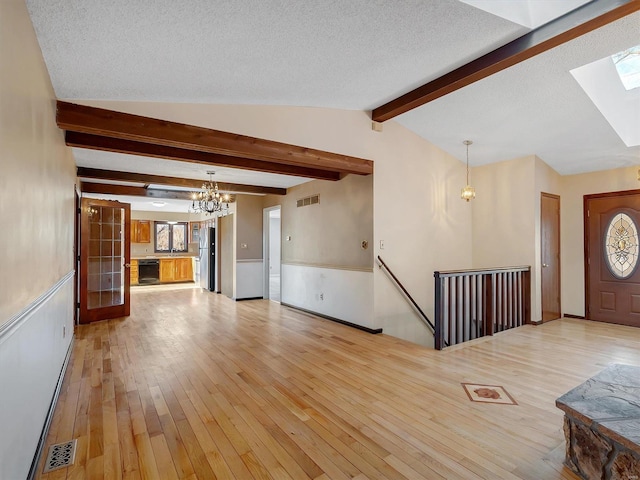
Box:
541;193;561;322
585;190;640;326
80;198;131;323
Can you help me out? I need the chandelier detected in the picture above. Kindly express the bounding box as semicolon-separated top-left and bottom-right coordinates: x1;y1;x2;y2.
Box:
190;171;231;216
461;140;476;202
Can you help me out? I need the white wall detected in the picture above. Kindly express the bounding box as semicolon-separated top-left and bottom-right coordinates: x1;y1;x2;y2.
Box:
282;264;374;328
0;276;74;480
0;0;76;476
236;260;264;299
269;214;281;276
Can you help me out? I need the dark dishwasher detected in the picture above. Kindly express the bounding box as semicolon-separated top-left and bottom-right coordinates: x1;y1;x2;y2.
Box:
138;259;160;284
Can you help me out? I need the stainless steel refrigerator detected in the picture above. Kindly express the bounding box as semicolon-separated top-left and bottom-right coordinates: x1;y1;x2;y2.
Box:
198;226;216;291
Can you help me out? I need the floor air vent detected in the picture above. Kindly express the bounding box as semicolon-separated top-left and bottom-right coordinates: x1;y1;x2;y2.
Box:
43;439;77;473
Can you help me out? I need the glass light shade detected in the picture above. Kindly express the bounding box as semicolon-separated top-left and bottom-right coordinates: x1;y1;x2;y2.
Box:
461;185;476;202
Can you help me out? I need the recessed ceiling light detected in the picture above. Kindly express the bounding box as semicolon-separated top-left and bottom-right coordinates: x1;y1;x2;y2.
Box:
151;201;166;207
612;45;640;91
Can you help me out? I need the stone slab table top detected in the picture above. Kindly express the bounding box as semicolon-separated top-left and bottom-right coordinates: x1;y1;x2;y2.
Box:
556;364;640;455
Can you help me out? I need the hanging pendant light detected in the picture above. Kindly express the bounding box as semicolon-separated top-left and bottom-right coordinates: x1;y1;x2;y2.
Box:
190;171;232;216
461;140;476;202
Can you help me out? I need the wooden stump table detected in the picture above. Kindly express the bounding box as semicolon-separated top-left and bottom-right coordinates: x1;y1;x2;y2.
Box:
556;364;640;480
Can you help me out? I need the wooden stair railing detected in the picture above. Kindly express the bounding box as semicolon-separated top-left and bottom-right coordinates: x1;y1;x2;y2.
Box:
377;256;442;343
434;266;531;350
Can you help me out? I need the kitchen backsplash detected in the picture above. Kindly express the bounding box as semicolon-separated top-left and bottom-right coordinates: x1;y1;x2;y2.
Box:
131;242;198;257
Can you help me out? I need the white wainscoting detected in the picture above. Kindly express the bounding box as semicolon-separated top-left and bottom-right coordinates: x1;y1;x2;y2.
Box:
236;259;264;299
281;263;375;329
0;272;74;480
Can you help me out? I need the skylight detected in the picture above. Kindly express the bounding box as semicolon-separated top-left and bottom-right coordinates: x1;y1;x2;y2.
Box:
612;45;640;91
459;0;590;30
571;48;640;147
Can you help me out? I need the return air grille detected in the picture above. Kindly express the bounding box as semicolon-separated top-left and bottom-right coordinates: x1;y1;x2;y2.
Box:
296;194;319;208
43;439;77;473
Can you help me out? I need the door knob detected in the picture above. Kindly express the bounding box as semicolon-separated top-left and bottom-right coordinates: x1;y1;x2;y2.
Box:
124;263;131;268
542;263;548;268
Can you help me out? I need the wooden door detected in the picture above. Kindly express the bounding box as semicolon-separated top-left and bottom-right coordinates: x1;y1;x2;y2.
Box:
541;193;561;322
74;188;80;325
585;190;640;326
80;198;131;323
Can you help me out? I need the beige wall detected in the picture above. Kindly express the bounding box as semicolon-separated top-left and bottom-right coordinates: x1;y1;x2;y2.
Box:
372;123;472;345
0;0;75;327
472;156;536;268
281;174;373;269
219;214;235;297
472;156;566;323
77;100;472;346
560;165;639;316
236;195;264;260
472;156;538;318
473;158;638;322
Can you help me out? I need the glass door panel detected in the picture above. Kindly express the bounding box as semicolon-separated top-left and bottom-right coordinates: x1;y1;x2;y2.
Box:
80;198;130;323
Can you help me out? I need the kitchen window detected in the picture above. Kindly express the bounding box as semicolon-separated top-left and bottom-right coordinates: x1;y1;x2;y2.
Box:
155;222;189;253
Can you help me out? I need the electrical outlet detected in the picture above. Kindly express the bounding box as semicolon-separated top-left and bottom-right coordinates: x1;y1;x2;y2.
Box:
320;293;324;300
380;240;385;249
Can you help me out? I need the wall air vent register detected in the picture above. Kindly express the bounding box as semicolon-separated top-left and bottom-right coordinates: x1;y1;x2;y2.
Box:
296;195;319;208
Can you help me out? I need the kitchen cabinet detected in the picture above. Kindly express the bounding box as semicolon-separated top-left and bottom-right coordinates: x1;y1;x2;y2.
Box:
175;258;193;282
159;258;175;282
131;220;151;243
130;259;139;285
159;257;194;283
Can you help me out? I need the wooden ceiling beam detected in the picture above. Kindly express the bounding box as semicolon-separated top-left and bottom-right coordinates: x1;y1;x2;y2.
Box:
372;0;640;122
77;167;286;195
67;131;340;182
81;182;195;200
58;101;373;175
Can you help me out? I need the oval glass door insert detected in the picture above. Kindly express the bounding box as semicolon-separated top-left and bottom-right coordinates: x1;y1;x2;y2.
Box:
604;212;638;279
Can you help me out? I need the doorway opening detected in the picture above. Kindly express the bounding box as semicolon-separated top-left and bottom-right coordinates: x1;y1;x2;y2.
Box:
263;206;281;302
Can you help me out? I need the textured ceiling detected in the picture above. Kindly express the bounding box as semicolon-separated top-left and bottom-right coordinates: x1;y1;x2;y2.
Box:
26;0;526;109
25;0;640;187
73;149;310;189
396;10;640;174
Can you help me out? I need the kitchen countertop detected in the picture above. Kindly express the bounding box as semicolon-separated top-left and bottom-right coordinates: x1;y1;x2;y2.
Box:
132;255;196;260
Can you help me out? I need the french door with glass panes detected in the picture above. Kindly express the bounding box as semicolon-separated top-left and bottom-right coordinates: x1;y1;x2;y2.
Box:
80;198;131;323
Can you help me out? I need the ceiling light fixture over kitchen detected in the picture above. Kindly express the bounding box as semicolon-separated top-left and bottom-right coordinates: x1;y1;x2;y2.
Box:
190;171;232;216
461;140;476;202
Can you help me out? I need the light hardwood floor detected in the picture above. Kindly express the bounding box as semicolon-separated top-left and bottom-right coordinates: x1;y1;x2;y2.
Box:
36;287;640;480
